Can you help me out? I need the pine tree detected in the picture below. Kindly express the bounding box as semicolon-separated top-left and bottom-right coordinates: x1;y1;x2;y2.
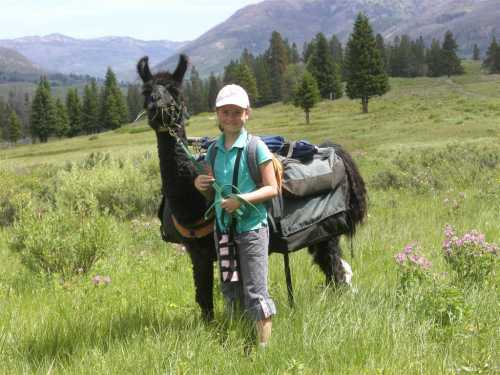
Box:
345;13;389;113
81;79;99;134
375;34;387;71
223;60;240;84
441;30;464;76
282;64;305;103
412;36;427;76
329;34;344;69
22;93;31;137
0;97;8;142
427;39;443;77
189;66;206;114
30;76;56;143
54;98;69;138
233;64;258;106
482;36;500;74
8;111;22;144
293;71;321;124
472;44;480;60
240;48;255;68
253;56;273;106
207;73;221;111
302;40;315;63
66;88;82;137
290;43;300;64
100;67;128;130
266;31;289;101
307;33;343;100
126;84;143;122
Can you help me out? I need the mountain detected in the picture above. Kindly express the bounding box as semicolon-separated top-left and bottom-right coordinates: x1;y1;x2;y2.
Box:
0;34;188;82
0;47;41;75
157;0;500;76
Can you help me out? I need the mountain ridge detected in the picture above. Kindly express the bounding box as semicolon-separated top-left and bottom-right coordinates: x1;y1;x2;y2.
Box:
157;0;500;76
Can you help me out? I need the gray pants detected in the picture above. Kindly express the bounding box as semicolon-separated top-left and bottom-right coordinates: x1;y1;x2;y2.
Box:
218;226;276;321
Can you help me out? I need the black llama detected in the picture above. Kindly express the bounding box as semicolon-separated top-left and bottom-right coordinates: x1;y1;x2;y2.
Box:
137;55;367;321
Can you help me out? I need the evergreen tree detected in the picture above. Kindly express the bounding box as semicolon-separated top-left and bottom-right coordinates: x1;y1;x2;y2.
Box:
266;31;289;101
307;33;343;99
0;97;8;141
81;79;100;134
54;98;69;138
293;71;321;124
441;30;464;76
66;88;82;137
302;40;315;63
473;44;480;60
389;35;413;77
412;36;427;76
207;73;221;111
8;111;22;144
282;64;305;103
22;93;31;137
290;43;300;64
427;39;443;77
253;56;273;106
482;36;500;74
189;66;206;114
240;48;255;68
126;84;143;122
329;34;344;68
233;64;258;106
223;60;240;84
30;76;56;143
375;34;387;71
345;13;389;113
100;67;128;130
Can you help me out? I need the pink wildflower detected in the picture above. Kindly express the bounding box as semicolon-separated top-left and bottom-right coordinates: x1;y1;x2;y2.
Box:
395;253;406;264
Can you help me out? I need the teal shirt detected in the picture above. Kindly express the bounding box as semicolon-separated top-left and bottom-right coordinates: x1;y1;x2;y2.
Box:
207;129;272;234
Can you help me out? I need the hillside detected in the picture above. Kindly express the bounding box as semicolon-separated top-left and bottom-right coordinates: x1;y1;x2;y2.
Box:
1;61;498;167
0;34;188;82
157;0;500;76
0;46;41;75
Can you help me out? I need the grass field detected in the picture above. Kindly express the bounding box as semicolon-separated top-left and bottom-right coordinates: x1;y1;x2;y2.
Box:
0;61;498;374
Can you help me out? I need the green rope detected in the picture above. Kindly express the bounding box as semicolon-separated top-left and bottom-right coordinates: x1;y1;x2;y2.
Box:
176;138;263;224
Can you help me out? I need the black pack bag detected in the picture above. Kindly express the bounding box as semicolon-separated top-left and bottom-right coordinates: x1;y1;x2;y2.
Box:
157;195;184;244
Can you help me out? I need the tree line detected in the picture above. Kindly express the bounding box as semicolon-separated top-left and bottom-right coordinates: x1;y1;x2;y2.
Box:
0;68;143;144
183;14;499;121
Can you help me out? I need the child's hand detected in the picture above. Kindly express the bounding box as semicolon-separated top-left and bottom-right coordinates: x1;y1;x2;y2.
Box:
220;197;241;214
194;174;215;192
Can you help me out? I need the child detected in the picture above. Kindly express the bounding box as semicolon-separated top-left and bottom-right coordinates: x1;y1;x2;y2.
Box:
194;84;278;347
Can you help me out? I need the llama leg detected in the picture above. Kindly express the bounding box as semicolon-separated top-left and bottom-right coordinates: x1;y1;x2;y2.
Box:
309;237;347;286
186;241;214;321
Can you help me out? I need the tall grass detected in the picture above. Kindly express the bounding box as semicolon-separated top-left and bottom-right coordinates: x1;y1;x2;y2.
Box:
0;61;498;374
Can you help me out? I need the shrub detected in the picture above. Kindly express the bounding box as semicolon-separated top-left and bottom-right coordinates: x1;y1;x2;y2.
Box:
54;156;160;219
442;225;497;285
10;204;118;277
371;142;500;192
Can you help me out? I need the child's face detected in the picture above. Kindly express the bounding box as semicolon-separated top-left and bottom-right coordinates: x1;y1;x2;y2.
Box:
217;104;248;135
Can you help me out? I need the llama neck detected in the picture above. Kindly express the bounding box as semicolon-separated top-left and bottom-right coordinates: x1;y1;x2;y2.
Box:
155;131;208;225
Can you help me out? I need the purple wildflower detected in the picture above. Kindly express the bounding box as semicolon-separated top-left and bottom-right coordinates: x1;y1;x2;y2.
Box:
395;253;406;264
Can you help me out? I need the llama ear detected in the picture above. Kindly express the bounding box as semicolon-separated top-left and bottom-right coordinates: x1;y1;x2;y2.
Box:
137;56;153;83
172;54;188;85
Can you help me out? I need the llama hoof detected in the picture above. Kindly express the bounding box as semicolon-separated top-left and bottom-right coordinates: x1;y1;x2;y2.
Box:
201;310;214;323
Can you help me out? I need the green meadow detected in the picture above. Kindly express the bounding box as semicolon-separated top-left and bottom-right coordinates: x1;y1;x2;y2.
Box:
0;61;498;374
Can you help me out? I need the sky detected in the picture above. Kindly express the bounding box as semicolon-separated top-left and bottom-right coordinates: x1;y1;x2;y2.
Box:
0;0;265;41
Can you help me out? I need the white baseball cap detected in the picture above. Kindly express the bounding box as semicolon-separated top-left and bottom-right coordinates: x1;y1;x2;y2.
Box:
215;84;250;109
